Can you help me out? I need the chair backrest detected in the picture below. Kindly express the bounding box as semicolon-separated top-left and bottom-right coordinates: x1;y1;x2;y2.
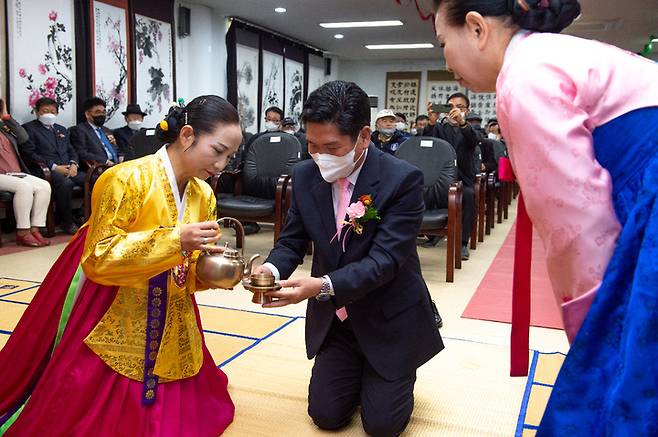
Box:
396;136;457;210
243;132;301;198
129;128;165;159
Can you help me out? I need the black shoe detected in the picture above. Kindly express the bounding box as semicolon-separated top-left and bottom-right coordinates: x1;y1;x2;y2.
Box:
461;245;470;261
63;223;79;235
242;222;261;235
431;300;443;329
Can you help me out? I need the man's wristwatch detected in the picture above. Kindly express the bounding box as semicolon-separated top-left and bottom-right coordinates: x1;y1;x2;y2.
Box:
315;275;334;302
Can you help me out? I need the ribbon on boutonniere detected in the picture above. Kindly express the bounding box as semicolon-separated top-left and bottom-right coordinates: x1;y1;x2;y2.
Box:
330;194;380;252
499;156;533;377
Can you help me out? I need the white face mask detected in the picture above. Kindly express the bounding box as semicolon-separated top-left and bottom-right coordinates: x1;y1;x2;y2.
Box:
128;120;143;131
265;121;279;132
395;122;406;131
283;129;296;135
487;132;499;140
379;127;395;136
38;113;57;126
410;128;418;136
311;138;366;183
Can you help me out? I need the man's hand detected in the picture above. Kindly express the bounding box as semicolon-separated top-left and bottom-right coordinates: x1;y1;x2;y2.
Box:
262;277;322;308
448;108;465;126
106;160;115;166
54;165;70;176
68;163;78;178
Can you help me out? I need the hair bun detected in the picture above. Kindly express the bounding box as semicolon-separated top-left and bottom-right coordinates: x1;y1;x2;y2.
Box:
509;0;581;33
155;104;186;143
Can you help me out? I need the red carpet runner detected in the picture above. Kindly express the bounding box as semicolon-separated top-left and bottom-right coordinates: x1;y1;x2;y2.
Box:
462;222;563;330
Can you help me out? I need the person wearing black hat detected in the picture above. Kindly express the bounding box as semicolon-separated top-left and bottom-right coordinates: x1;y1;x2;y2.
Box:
113;103;148;161
281;117;310;160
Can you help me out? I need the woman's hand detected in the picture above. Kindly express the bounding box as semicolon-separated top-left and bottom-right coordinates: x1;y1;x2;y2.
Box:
180;221;222;252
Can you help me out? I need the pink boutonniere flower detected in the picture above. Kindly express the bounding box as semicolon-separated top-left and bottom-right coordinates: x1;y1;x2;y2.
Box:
331;194;380;251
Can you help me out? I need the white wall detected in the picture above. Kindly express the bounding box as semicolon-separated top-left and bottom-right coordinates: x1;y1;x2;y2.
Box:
339;58;447;113
174;1;229;101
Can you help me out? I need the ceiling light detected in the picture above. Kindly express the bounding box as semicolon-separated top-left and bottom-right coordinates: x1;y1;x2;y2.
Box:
366;43;434;50
334;34;344;39
320;20;403;29
274;7;287;13
653;38;658;43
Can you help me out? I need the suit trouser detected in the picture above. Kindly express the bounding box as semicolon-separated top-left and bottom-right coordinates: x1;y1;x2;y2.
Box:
461;185;476;247
0;174;51;229
308;317;416;437
50;171;86;226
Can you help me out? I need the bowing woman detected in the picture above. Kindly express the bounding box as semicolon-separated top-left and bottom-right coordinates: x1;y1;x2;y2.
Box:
432;0;658;435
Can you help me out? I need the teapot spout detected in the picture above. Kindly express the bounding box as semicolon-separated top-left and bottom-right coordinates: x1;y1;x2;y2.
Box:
244;254;261;277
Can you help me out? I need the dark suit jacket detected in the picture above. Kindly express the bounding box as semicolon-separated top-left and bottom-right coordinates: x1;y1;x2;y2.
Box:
21;120;78;172
423;121;478;187
266;145;444;381
113;125;136;160
69;122;120;165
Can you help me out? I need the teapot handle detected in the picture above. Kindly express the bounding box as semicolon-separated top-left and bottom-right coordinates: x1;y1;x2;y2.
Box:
217;217;245;258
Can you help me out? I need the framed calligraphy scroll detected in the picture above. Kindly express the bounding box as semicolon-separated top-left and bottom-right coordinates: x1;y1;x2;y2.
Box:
385;71;421;121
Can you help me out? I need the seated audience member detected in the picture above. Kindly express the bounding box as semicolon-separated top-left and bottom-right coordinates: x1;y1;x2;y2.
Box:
242;106;284;157
487;119;505;143
466;112;486;140
239;106;285;236
371;109;410;155
394;112;409;133
414;114;430;136
70;97;122;167
0;98;52;246
421;93;478;259
21;97;85;235
282;117;310;160
113;103;147;161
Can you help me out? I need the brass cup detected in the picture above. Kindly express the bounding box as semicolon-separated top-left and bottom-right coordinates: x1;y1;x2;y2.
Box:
250;273;275;288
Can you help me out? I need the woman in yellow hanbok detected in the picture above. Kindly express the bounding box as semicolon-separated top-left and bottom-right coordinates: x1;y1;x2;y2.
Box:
0;95;243;436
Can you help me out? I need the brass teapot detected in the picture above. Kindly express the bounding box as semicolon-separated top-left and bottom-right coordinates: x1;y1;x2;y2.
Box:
196;217;261;290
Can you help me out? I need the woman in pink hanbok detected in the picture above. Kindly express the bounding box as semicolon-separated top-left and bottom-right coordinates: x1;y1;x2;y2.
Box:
433;0;658;435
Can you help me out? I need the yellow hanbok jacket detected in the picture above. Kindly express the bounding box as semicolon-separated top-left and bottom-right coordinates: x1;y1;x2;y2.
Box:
80;149;216;382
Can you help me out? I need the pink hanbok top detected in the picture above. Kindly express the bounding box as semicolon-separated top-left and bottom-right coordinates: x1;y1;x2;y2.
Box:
496;31;658;341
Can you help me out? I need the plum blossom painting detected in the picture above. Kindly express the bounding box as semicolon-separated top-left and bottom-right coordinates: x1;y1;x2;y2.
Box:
8;0;77;125
236;44;259;134
92;1;130;129
284;58;304;121
135;14;173;129
261;51;284;131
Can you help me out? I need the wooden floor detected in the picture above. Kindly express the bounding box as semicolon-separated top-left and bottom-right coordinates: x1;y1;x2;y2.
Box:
0;202;569;436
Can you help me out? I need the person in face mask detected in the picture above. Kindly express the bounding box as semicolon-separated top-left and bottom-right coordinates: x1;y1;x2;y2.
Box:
113;103;147;162
70;96;123;168
371;109;410;155
282;117;311;160
252;80;443;437
394;112;408;133
21;97;86;235
263;106;284;132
